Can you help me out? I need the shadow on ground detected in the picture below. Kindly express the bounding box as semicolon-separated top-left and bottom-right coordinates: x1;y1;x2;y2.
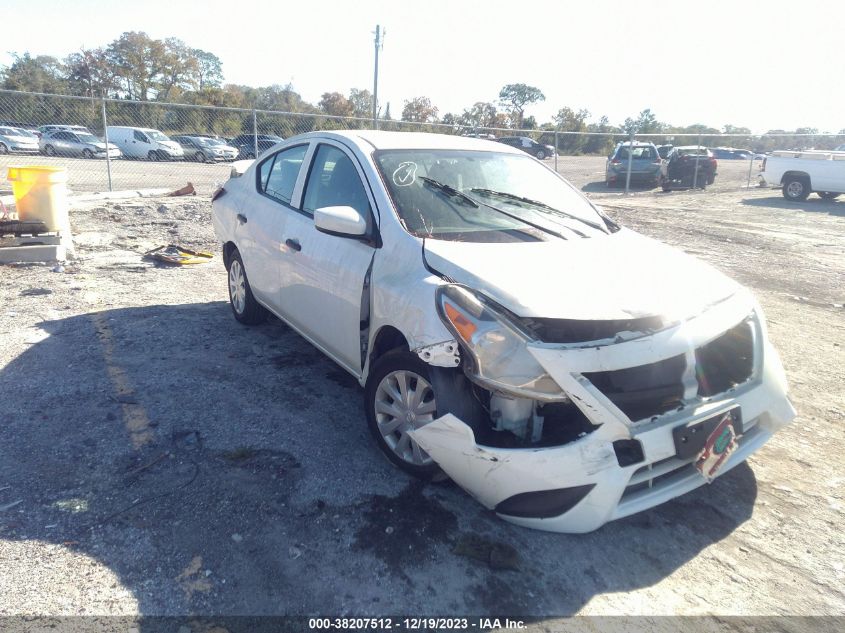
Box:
0;302;759;624
741;196;845;216
581;180;660;193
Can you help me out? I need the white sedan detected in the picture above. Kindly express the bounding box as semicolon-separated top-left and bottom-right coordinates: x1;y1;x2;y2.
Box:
211;130;795;533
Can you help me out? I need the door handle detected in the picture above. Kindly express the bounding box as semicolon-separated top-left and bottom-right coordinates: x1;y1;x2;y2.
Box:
236;213;247;224
285;238;301;252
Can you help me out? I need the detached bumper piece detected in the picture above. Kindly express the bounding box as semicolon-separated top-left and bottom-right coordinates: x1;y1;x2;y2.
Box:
412;291;795;533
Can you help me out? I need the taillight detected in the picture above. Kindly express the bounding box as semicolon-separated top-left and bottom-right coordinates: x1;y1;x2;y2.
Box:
211;186;226;202
611;159;620;165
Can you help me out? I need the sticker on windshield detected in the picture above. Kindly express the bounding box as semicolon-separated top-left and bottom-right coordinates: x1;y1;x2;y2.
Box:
392;162;417;187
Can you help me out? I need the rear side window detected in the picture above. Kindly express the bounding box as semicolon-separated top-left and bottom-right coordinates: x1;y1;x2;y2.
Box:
257;144;308;205
302;145;371;218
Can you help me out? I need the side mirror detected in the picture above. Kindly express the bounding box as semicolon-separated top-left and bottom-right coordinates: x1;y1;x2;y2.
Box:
314;205;367;238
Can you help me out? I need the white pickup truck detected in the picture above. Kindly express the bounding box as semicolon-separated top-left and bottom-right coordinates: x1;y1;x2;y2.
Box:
760;150;845;200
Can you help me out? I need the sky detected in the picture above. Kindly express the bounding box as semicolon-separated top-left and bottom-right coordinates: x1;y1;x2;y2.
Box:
1;0;843;134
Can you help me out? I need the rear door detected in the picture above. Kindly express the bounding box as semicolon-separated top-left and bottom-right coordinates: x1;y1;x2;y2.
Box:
275;141;378;375
236;143;310;307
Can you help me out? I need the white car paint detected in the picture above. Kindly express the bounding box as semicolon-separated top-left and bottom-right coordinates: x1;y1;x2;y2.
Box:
212;130;795;533
106;126;184;160
761;149;845;196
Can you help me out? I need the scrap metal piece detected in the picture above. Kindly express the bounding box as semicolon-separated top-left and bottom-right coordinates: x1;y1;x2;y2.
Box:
415;340;460;367
143;245;213;265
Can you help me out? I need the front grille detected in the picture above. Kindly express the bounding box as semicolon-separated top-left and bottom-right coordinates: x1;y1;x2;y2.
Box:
583;354;686;421
696;321;754;396
583;318;754;421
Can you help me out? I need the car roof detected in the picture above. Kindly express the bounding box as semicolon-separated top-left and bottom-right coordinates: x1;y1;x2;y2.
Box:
287;130;525;155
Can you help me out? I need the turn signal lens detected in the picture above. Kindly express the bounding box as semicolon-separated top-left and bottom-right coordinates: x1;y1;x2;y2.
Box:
444;302;477;342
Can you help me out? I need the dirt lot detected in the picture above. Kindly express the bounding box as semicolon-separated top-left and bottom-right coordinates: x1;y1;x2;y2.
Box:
1;158;843;627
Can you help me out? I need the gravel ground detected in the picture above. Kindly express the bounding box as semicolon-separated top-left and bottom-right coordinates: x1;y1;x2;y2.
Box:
0;158;843;626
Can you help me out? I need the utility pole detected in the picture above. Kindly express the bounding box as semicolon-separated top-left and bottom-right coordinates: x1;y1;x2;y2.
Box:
373;25;385;128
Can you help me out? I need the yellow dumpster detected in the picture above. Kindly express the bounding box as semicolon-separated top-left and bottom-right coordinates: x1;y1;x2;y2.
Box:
6;165;69;232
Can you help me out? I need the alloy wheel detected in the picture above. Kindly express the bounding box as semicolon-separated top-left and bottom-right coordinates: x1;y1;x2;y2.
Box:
228;259;246;315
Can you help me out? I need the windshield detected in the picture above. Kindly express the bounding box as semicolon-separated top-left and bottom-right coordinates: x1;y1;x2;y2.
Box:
148;130;170;142
77;134;101;144
375;149;609;243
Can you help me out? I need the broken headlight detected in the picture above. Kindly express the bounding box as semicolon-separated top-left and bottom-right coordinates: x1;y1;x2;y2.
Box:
435;284;566;401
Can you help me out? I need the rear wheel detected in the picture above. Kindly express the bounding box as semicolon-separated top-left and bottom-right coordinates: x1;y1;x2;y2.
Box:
226;249;267;325
819;191;840;200
783;176;810;201
148;150;159;161
535;149;546;160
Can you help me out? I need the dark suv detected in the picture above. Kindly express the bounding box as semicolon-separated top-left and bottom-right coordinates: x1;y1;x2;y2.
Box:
496;136;555;160
230;134;285;159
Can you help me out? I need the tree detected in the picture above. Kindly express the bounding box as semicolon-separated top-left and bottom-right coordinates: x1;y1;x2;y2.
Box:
105;31;166;100
191;49;223;91
349;88;373;119
65;48;119;98
498;83;545;129
622;108;664;136
553;107;591;154
382;102;392;121
1;53;67;93
401;96;438;123
459;101;500;129
319;92;354;117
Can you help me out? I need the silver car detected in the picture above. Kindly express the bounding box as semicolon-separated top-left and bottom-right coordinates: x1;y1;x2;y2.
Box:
0;127;40;154
605;141;663;188
39;130;121;159
173;135;239;162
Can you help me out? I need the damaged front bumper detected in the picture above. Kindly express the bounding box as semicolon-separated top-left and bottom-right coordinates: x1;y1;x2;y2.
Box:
411;291;796;533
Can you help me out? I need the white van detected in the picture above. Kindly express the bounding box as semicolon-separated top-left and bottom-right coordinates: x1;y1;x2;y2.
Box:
106;126;185;161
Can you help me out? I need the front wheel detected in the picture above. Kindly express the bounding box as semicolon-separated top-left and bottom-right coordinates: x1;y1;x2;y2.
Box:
783;176;810;201
226;249;267;325
148;150;159;161
365;351;443;477
195;151;206;163
819;191;840;200
45;145;56;156
82;149;94;159
0;143;8;155
535;150;546;160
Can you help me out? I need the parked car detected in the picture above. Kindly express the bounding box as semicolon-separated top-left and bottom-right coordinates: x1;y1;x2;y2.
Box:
106;126;184;161
230;134;285;159
605;141;662;187
0;126;40;154
172;135;239;162
211;130;795;534
38;124;92;137
834;144;845;152
496;135;555;160
760;150;845;200
661;146;718;190
38;129;121;159
711;147;752;160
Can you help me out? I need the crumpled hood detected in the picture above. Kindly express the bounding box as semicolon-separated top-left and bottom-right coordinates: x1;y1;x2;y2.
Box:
423;229;740;321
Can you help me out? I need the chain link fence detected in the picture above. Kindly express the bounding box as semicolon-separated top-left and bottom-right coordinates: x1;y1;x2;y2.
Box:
1;88;843;197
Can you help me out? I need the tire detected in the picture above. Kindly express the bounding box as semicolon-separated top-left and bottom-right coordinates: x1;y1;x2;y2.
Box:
365;351;439;477
45;145;56;157
819;191;840;200
662;183;672;192
536;150;546;160
783;176;810;201
0;143;8;155
148;150;159;161
226;249;267;325
195;151;206;163
82;149;94;159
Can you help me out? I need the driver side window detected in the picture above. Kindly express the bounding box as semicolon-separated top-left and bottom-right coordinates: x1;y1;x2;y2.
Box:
302;145;371;218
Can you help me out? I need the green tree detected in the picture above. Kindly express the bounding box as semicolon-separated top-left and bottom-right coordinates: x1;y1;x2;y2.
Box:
191;49;223;91
349;88;373;118
498;83;545;129
459;101;500;129
1;53;67;93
